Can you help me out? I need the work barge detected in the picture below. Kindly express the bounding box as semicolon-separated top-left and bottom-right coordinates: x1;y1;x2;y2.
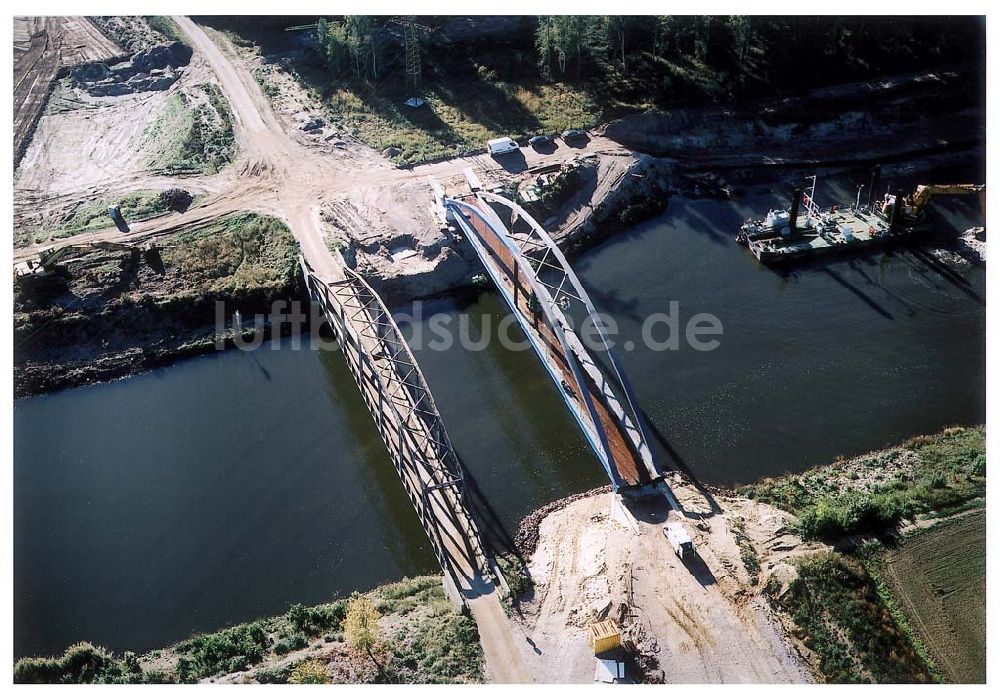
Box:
737;168;985;264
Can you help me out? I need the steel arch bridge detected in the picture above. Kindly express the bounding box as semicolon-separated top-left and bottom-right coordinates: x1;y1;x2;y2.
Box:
444;190;670;499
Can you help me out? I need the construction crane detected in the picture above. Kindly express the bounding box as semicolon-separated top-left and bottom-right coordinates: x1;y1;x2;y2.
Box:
910;184;985;216
878;183;986;227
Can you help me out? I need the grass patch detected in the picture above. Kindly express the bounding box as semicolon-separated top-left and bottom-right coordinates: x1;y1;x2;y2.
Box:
738;426;985;541
145;16;187;45
771;552;935;683
157;212;299;298
20;190;174;247
383;595;483;683
328;79;598;165
868;511;986;682
730;516;761;586
145;85;235;174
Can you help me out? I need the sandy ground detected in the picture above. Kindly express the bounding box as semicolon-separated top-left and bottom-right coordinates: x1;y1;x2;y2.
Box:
13;26;232;238
14;17;122;166
513;476;824;683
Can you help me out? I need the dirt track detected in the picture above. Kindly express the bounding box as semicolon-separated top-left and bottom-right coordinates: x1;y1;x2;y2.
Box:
13;17;627;283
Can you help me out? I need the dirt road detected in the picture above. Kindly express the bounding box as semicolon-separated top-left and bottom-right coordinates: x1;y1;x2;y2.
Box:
13;16;625;272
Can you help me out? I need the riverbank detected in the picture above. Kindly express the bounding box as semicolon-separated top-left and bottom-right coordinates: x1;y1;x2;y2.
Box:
14;576;482;684
14;426;985;684
13;212;302;398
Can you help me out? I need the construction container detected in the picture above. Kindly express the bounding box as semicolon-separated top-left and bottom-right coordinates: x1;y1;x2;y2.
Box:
588;620;621;655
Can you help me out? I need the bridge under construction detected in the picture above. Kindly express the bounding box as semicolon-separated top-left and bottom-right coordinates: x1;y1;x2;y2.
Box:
439;181;677;505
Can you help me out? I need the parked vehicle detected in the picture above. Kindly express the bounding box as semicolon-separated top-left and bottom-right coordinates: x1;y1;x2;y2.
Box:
108;206;129;233
528;134;553;149
561;129;588;143
487;137;519;156
664;522;694;560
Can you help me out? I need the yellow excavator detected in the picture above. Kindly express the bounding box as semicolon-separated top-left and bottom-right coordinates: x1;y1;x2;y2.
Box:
911;184;985;217
882;183;985;222
15;240;147;277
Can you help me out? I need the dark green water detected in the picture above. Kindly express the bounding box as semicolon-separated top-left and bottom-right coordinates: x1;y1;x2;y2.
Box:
14;177;985;659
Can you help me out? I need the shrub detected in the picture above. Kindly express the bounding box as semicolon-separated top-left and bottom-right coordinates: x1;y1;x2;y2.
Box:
272;633;307;655
175;622;270;681
286;600;345;636
288;658;329;684
14;642;121;684
159;188;194;212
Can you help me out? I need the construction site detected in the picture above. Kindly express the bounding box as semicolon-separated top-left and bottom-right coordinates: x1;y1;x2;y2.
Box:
11;14;987;687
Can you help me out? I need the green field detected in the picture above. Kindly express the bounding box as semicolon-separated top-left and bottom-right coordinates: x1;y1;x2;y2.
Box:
878;511;986;683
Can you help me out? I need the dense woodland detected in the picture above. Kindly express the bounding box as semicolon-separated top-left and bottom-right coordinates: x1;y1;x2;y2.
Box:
305;15;984;105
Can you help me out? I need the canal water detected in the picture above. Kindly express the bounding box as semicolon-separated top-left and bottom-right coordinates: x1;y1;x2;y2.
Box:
14;175;985;659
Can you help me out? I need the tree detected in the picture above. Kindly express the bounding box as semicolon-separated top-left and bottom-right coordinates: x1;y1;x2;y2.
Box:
604;16;642;75
316;18;348;76
728;16;755;80
344;595;381;669
345;16;378;80
536;15;557;79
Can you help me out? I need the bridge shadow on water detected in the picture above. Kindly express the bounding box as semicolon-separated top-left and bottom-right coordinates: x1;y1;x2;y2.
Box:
460;462;525;567
639;407;723;518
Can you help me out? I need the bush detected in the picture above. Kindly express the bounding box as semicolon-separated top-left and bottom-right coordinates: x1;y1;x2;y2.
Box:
272;633;307;655
14;642;125;684
175;622;270;681
288;658;329;684
286;600;346;636
798;493;910;541
159;188;194;212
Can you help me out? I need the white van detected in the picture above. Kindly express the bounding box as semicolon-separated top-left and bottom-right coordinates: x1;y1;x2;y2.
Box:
487;137;519;156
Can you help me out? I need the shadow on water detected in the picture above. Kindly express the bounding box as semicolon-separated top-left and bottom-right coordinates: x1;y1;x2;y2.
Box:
639;407;723;517
822;267;896;320
315;347;438;576
461;464;522;565
909;245;985;305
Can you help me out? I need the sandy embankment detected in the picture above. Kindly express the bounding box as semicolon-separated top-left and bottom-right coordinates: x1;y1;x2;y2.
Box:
509;474;826;683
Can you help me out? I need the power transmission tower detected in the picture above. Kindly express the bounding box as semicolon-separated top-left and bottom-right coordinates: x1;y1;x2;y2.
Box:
405;20;421;91
388;17;431;94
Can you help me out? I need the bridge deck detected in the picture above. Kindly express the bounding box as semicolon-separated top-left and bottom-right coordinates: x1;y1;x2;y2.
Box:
447;196;662;492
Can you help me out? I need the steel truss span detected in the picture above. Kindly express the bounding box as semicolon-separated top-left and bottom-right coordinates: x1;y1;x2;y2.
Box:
301;259;497;598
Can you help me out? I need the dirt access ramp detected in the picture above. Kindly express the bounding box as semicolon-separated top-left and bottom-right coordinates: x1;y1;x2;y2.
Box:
516;487;816;683
14;17;122;168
